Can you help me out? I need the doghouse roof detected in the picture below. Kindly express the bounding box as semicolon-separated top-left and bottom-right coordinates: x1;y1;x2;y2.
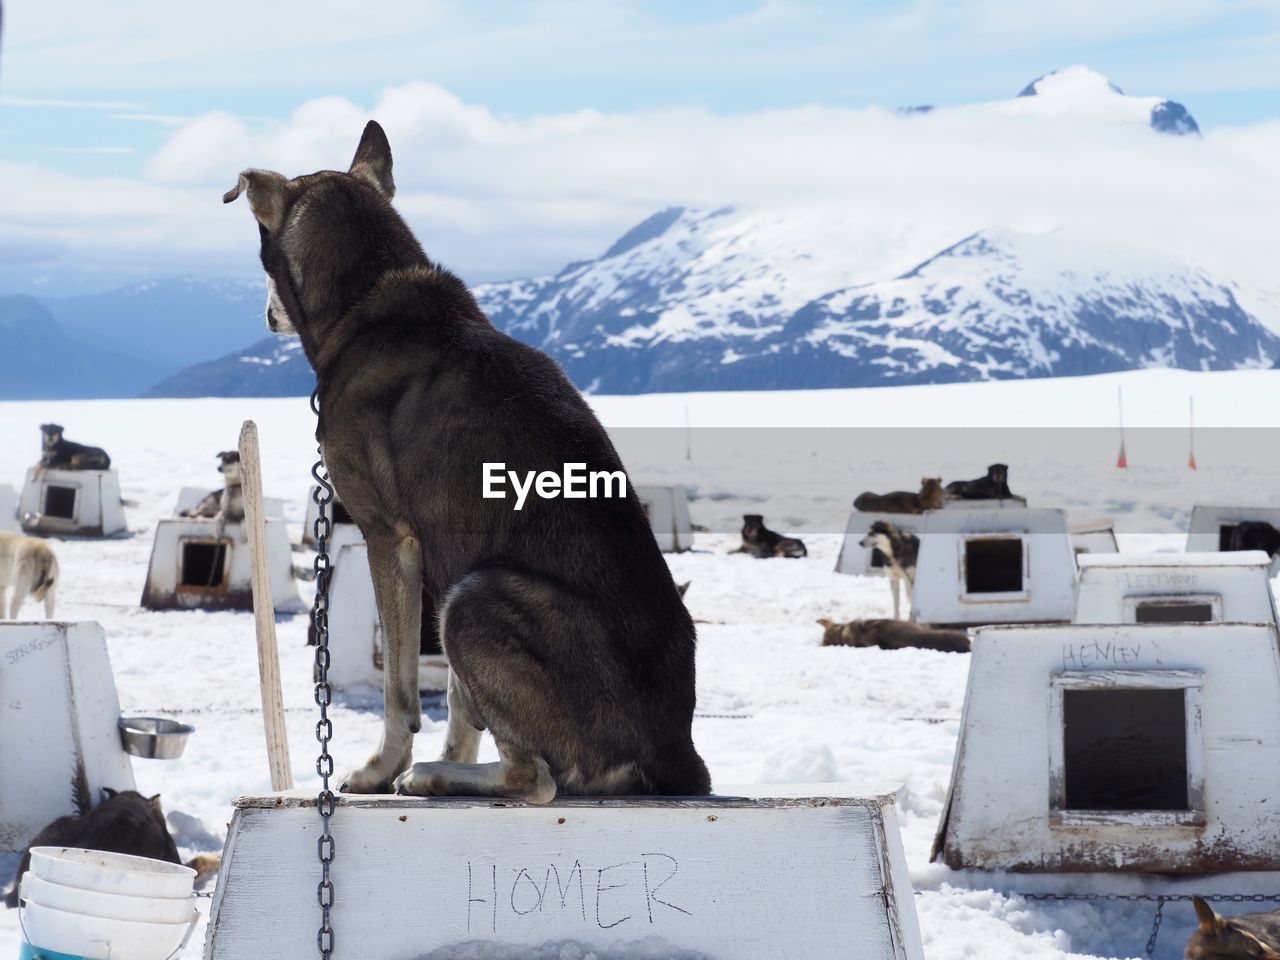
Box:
1078;550;1271;570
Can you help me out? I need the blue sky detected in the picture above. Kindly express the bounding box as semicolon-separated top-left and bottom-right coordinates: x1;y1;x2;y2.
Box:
1;1;1278;290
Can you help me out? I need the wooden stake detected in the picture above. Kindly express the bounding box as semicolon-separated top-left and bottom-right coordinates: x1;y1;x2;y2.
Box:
239;420;294;791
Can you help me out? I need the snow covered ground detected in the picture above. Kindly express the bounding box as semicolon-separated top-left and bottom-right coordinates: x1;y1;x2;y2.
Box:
2;367;1279;959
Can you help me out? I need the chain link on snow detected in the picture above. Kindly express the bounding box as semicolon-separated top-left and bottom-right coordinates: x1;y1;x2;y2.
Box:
1017;891;1280;956
310;388;337;960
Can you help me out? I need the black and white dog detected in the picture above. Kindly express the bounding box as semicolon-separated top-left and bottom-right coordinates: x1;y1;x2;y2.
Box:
860;520;919;620
39;424;111;471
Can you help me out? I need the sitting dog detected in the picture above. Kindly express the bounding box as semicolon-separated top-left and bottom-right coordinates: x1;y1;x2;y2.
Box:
0;531;58;619
853;477;944;514
1227;521;1280;559
1185;896;1280;959
4;789;181;908
817;618;970;653
733;514;807;558
225;121;710;801
859;520;918;620
39;423;111;470
179;451;245;524
945;463;1015;500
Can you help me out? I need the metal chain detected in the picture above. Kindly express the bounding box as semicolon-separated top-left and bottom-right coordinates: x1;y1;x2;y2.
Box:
1020;891;1280;957
310;388;336;960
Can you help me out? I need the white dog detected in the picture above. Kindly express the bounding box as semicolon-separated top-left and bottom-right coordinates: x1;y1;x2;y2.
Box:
0;531;59;619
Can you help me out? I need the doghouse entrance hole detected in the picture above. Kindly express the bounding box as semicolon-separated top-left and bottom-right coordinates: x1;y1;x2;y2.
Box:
964;537;1023;594
869;548;888;568
332;500;355;525
1135;600;1214;624
1062;688;1187;810
43;485;77;520
180;540;229;590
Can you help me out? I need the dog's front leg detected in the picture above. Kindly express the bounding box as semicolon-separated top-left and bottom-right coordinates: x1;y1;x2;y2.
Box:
340;530;423;793
890;574;901;620
440;668;484;764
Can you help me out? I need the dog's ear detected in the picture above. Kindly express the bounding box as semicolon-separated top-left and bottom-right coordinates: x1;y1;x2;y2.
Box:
223;169;289;231
349;120;395;199
1193;896;1224;935
817;618;834;628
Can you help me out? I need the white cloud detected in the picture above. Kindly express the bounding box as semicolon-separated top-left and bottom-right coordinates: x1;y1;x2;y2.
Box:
3;76;1279;298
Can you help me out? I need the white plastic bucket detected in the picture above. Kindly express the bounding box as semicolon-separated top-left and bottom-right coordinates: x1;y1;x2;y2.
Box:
19;898;197;960
21;874;196;924
27;848;195;900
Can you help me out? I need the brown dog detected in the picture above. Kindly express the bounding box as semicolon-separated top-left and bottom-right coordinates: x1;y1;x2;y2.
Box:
817;618;970;653
1185;896;1280;959
853;478;944;514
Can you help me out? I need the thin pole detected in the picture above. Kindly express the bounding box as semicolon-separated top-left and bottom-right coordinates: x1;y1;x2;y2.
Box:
1116;385;1128;469
239;419;294;791
684;405;692;461
1188;397;1197;469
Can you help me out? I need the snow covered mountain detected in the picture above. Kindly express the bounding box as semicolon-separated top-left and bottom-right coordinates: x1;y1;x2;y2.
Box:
145;67;1280;397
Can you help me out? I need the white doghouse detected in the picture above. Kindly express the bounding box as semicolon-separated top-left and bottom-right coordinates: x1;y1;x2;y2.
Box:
1068;520;1118;559
910;507;1077;626
933;622;1280;872
327;542;448;694
206;785;924;960
18;467;127;537
836;498;1027;577
633;484;694;553
0;622;135;851
140;518;301;612
1186;504;1280;576
1075;552;1278;626
300;493;363;550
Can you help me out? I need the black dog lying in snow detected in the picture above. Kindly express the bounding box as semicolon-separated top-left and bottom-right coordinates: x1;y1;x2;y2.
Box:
734;514;807;558
39;423;111;471
1226;521;1280;559
817;618;971;653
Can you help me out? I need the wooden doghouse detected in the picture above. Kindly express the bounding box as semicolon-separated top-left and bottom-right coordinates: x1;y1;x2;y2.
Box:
207;786;924;960
1075;551;1278;625
140;518;301;612
933;622;1280;873
1069;520;1118;559
633;484;694;553
0;483;19;534
327;542;448;694
1186;504;1280;576
0;622;135;851
173;487;285;519
910;507;1076;626
18;466;127;537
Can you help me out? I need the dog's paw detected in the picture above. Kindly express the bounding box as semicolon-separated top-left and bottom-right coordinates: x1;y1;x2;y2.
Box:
393;763;448;797
339;760;401;794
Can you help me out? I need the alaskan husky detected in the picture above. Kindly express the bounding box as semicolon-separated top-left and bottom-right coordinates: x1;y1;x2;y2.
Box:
853;477;944;514
224;121;710;801
945;463;1015;500
179;451;245;524
859;520;918;620
0;531;58;619
39;424;111;470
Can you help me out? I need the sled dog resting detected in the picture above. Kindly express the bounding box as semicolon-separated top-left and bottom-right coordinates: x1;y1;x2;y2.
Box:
39;423;111;470
945;463;1017;501
733;514;807;558
179;451;245;523
225;121;710;802
0;531;58;618
817;618;970;653
854;477;944;514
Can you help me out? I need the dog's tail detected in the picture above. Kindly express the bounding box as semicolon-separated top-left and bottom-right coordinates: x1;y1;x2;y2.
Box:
853;492;877;511
30;551;58;602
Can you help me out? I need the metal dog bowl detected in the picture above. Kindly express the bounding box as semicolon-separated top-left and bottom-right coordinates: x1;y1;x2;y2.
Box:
118;717;195;760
